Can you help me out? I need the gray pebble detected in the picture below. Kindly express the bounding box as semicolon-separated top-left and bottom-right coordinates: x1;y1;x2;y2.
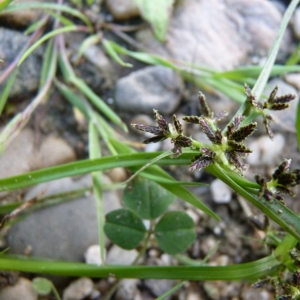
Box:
63;277;94;300
210;179;232;204
0;278;37;300
115;66;183;114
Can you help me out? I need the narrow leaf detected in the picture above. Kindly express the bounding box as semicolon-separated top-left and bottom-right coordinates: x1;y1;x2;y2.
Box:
89;121;105;265
134;0;174;42
18;26;78;66
102;39;133;67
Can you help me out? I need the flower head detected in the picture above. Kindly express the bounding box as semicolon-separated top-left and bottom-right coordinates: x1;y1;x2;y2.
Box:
132;110;192;158
245;84;296;139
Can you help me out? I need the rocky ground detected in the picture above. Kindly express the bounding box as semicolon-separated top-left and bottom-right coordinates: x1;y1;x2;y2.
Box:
0;0;300;299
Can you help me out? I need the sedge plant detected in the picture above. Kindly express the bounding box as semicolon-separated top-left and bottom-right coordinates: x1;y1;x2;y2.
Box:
0;0;300;299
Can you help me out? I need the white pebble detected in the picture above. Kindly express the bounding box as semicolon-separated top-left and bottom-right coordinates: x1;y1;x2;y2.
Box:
84;245;105;266
247;134;285;166
210;179;232;203
63;278;93;300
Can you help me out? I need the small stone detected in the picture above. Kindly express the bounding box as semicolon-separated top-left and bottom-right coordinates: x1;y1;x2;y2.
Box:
241;286;270;300
6;175;121;261
0;0;48;28
28;135;76;169
0;278;38;300
114;66;184;114
63;277;93;300
144;279;175;298
83;45;113;79
0;128;76;180
284;73;300;91
105;0;139;20
136;0;285;70
145;142;162;152
186;292;202;300
84;245;104;266
106;245;139;265
186;209;200;225
115;279;139;300
210;179;232;204
0;28;43;98
246;134;285;166
106;167;128;183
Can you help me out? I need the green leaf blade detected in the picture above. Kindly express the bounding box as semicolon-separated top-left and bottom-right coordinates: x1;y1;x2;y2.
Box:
104;208;146;249
155;211;196;255
123;177;175;220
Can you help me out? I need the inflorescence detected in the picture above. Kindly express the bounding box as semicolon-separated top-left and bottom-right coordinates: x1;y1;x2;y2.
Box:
132;85;299;203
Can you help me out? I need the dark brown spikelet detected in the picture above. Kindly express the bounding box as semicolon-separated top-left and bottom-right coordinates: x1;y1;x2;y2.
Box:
230;122;257;142
291;169;300;186
277;173;297;186
198;92;212;117
173;114;183;134
182;115;201;124
252;278;270;289
276;186;295;197
255;175;266;186
199;117;216;143
170;135;192;158
190;154;213;171
132;124;161;135
173;135;192;147
272;159;291;180
214;109;228;121
226;115;245;138
268;103;289;111
214;129;223;144
293;271;300;289
154;110;169;133
263;115;274;139
244;84;257;107
273;93;296;104
266;86;278;103
225;151;246;171
227;140;252;153
200;147;215;156
143;135;168;144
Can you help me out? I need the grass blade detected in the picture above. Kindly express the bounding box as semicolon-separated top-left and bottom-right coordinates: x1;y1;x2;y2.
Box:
18;26;79;66
0;68;18;116
0;254;281;280
76;34;101;60
89;121;105;265
1;150;299;238
102;39;133;67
